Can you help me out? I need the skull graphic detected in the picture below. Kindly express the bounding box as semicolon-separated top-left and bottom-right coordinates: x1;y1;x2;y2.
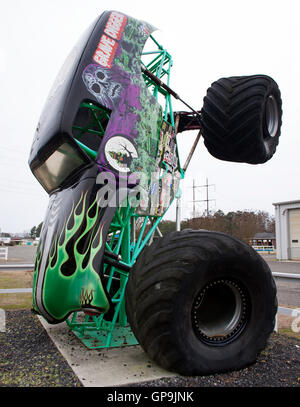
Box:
82;64;123;109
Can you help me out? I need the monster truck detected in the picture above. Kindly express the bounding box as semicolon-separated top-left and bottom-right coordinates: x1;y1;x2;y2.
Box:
29;10;282;375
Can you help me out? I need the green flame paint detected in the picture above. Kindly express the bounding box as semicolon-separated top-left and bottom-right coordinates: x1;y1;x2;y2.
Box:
33;190;109;322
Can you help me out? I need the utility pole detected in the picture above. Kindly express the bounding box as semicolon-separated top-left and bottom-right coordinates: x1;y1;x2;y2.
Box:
176;196;181;231
190;178;215;217
193;179;196;219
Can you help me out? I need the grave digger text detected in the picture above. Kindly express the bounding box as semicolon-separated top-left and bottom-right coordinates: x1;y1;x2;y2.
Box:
107;391;194;404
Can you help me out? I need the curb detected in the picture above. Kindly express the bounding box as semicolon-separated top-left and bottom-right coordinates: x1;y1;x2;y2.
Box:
0;308;5;332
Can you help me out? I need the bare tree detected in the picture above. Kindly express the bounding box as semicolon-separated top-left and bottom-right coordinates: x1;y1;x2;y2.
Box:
181;210;275;243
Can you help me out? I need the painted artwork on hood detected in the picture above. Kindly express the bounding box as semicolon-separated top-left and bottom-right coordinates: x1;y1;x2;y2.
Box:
82;11;163;184
81;11;182;215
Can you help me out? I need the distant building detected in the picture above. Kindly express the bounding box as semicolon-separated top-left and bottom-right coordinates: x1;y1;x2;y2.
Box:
273;199;300;260
250;232;276;247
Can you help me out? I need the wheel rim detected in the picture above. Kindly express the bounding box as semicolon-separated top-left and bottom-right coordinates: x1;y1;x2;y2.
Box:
192;279;250;346
265;95;279;138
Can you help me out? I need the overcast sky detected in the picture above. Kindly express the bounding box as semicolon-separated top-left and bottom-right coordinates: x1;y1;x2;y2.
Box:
0;0;299;233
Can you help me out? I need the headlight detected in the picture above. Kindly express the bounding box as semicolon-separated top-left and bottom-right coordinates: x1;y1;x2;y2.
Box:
33;142;88;194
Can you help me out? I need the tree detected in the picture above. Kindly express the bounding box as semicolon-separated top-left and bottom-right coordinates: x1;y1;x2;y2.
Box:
30;226;37;239
36;222;43;238
158;220;176;235
181;210;275;243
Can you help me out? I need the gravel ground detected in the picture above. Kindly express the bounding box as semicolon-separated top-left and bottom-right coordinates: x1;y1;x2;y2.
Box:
133;334;300;387
0;310;82;387
0;309;299;387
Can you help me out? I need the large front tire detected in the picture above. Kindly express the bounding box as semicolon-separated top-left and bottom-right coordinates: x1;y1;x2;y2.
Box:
125;229;277;375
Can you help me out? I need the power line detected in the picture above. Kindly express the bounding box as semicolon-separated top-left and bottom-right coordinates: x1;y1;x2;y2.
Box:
0;147;24;153
0;185;43;196
0;177;40;187
189;178;216;217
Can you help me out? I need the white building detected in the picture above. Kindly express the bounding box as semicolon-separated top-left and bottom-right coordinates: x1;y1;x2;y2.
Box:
273;200;300;260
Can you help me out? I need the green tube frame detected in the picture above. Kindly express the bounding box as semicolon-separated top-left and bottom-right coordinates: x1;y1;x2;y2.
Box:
67;35;185;349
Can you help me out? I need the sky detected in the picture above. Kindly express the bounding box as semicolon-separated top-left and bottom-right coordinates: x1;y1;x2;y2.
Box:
0;0;299;233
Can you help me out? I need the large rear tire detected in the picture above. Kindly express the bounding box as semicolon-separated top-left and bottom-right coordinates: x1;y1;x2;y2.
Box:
125;229;277;375
201;75;282;164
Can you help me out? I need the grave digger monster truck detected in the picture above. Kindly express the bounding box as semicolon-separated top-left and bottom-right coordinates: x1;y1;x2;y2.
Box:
28;10;282;375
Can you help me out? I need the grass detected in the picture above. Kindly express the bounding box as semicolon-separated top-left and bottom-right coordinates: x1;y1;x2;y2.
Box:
0;270;33;289
0;270;33;310
0;293;32;309
278;328;300;340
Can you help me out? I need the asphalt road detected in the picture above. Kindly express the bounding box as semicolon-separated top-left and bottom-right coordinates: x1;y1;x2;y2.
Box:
0;246;37;263
261;253;300;274
260;254;300;308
